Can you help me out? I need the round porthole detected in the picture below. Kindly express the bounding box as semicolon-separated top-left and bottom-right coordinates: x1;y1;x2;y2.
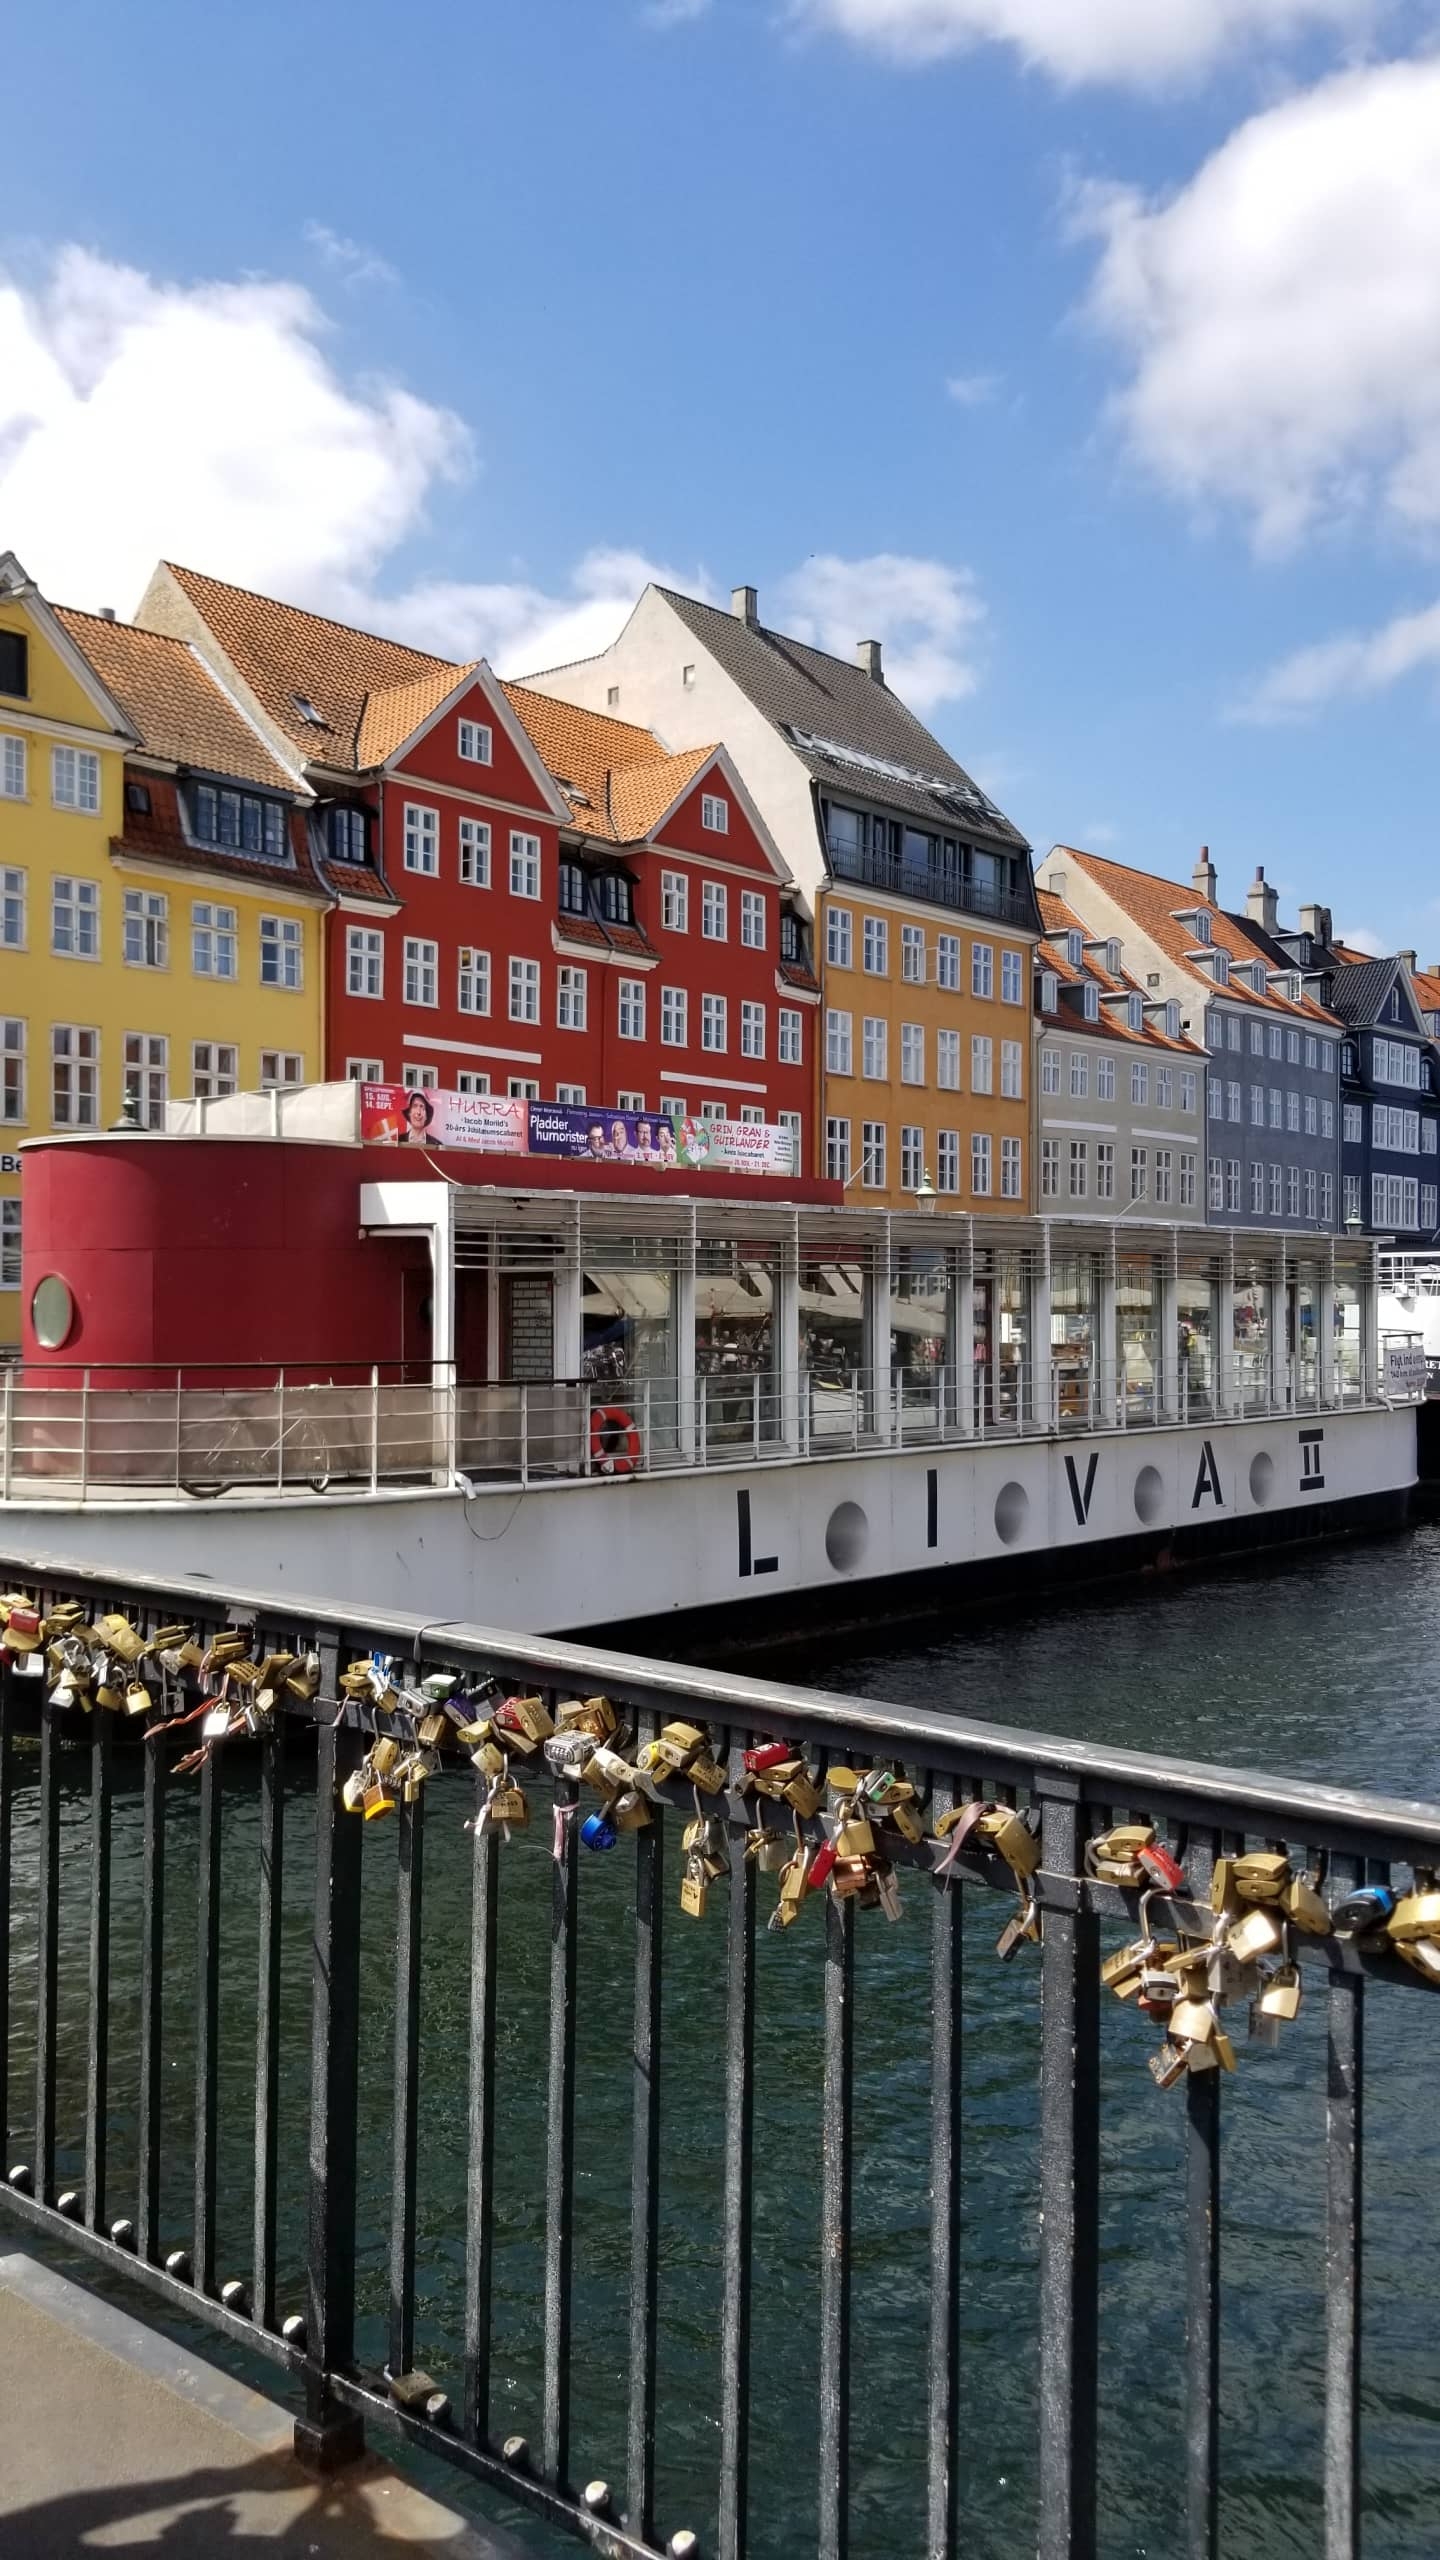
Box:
30;1274;75;1351
1133;1464;1166;1526
1249;1451;1275;1508
994;1481;1029;1546
824;1500;869;1573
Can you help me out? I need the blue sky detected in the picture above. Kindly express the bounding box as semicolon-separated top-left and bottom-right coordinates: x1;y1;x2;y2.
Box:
4;0;1439;951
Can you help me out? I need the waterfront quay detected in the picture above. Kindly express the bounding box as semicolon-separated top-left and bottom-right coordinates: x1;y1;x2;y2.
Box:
3;1542;1440;2558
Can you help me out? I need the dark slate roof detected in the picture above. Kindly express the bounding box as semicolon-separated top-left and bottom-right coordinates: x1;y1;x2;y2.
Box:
1323;957;1401;1029
654;588;1030;856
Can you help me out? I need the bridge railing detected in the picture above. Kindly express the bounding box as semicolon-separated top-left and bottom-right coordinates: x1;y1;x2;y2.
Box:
1;1546;1438;2558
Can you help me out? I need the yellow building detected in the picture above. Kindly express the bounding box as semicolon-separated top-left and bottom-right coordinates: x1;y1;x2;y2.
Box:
815;880;1035;1209
0;554;327;1348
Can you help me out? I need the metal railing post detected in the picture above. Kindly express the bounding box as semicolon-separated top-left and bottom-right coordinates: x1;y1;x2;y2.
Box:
276;1374;286;1492
2;1363;11;1499
296;1677;365;2472
80;1368;90;1498
369;1366;379;1494
521;1383;530;1490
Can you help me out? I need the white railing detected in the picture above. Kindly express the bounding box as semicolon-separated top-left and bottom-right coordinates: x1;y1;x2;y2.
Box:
0;1350;1393;1501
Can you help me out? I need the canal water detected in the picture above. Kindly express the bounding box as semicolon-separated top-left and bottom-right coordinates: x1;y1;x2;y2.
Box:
5;1522;1440;2560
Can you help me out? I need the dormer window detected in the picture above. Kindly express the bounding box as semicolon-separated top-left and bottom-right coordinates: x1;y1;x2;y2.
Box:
1165;1001;1180;1040
1211;949;1229;986
600;871;633;925
1066;929;1084;968
327;805;369;864
1083;980;1099;1023
780;911;803;964
191;781;287;861
558;859;587;917
1194;911;1212;945
1105;939;1121;976
0;631;28;698
1286;973;1301;1002
1128;994;1143;1033
1041;969;1059;1012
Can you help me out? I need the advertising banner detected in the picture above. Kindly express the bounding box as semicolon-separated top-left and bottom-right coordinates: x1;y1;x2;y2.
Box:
359;1085;527;1154
1384;1341;1429;1397
527;1102;679;1167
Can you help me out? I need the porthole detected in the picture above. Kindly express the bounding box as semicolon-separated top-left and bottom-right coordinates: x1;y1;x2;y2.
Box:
30;1274;75;1351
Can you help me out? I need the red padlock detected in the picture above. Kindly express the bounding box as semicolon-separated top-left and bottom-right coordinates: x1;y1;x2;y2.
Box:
809;1836;838;1889
743;1742;791;1773
1137;1842;1186;1893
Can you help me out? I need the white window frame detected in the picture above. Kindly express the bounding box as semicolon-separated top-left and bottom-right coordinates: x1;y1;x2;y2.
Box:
900;1023;924;1086
0;1198;18;1291
346;927;384;1000
1001;1039;1023;1100
901;923;925;984
191;1040;238;1100
1;864;24;951
51;1024;99;1128
459;818;491;886
826;1009;852;1075
403;803;439;875
861;1120;887;1190
259;1050;304;1090
740;889;766;949
937;1029;961;1092
971;1034;993;1095
192;900;238;981
971;941;994;999
346;1057;384;1083
510;832;542;899
1001;948;1023;1005
778;1007;803;1066
862;1016;887;1080
259;913;303;991
0;734;26;801
509;956;541;1023
936;933;960;992
701;993;728;1052
457;718;492;765
702;880;728;940
661;987;688;1047
557;964;588;1031
618;979;646;1041
1;1017;26;1125
52;744;100;813
862;915;888;977
701;793;729;833
403;937;439;1008
826;905;853;969
740;1000;765;1059
971;1132;993;1198
1000;1135;1022;1200
825;1117;851;1183
52;874;100;960
458;948;490;1015
661;870;688;932
123;887;168;971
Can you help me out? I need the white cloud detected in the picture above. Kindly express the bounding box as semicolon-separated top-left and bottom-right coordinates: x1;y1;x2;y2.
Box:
945;370;1001;406
393;550;716;674
302;222;398;289
0;246;468;614
643;0;709;22
1237;595;1440;719
793;0;1372;88
776;552;986;709
1343;925;1388;954
1079;56;1440;553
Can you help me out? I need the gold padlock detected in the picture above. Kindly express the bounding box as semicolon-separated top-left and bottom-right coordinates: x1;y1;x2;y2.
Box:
688;1754;728;1797
611;1788;652;1833
680;1866;708;1919
97;1613;147;1664
1396;1939;1440;1982
370;1735;402;1778
1283;1876;1332;1937
285;1655;322;1699
362;1782;396;1821
1232;1852;1291;1905
834;1816;876;1860
124;1680;153;1718
1388;1890;1440;1943
978;1807;1041;1880
781;1770;823;1819
490;1784;530;1829
1228;1906;1284;1964
889;1800;925;1846
1259;1963;1302;2020
825;1767;863;1797
557;1695;618;1741
416;1711;448;1748
494;1694;554;1745
1169;1996;1217;2044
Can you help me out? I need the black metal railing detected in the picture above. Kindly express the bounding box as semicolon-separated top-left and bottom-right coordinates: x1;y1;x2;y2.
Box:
825;840;1036;928
2;1546;1439;2557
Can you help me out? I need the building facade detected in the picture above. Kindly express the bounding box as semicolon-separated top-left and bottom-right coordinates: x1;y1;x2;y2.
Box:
0;555;323;1348
136;566;817;1156
518;582;1043;1211
1033;890;1206;1218
1037;846;1343;1233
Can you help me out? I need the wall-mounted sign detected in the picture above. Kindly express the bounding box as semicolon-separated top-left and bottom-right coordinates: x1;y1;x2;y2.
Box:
360;1088;798;1178
1384;1341;1429;1396
0;1154;19;1176
359;1086;527;1154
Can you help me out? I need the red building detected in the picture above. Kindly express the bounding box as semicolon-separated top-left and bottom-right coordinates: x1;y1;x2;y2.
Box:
135;566;820;1153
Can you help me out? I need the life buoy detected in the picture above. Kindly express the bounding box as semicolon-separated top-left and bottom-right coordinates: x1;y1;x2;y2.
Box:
590;1405;641;1475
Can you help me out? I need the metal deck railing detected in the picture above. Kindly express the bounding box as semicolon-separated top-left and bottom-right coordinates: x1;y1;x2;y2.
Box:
0;1548;1437;2556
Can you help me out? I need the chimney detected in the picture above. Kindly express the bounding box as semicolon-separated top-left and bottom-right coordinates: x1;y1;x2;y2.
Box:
1246;864;1279;935
100;606;116;622
1298;902;1331;946
1192;845;1218;905
731;585;758;627
856;638;884;683
1400;949;1418;973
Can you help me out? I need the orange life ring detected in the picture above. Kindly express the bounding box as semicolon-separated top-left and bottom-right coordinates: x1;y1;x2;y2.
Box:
590;1404;641;1475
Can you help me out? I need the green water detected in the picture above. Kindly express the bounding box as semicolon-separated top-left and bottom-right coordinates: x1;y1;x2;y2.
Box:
6;1523;1440;2558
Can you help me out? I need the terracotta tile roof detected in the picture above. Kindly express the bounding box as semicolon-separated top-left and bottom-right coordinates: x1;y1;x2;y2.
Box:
107;776;327;896
609;743;714;842
1411;965;1440;1017
1049;847;1339;1026
553;915;659;962
778;957;822;995
55;608;299;795
154;563;457;770
1036;889;1201;1052
356;666;477;768
502;682;720;846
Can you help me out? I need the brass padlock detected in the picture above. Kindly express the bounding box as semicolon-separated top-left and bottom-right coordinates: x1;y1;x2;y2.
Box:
456;1716;492;1748
978;1807;1041;1881
1387;1890;1440;1944
1258;1962;1302;2021
557;1695;618;1741
687;1753;728;1796
1169;1995;1217;2045
888;1800;925;1846
833;1815;876;1860
490;1783;530;1829
285;1655;321;1699
680;1863;708;1919
1148;2041;1189;2090
124;1680;153;1718
147;1623;193;1654
611;1788;652;1833
1228;1906;1284;1964
370;1735;402;1779
493;1694;554;1745
1397;1938;1440;1983
781;1769;823;1819
416;1711;448;1748
362;1781;396;1821
825;1767;864;1798
1232;1852;1291;1906
96;1613;147;1665
1283;1876;1331;1937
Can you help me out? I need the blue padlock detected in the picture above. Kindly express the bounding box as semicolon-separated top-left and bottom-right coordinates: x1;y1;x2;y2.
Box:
1331;1884;1396;1934
580;1812;618;1852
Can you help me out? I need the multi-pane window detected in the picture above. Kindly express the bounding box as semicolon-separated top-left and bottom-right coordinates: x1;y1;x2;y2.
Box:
509;957;541;1022
1268;1024;1282;1061
936;933;960;991
900;1023;924;1084
662;871;688;932
192;901;238;979
508;1077;540;1100
1321;1100;1334;1138
123;888;168;969
457;718;492;764
619;979;646;1041
52;745;100;812
403;939;438;1006
1249;1084;1264;1127
778;1008;803;1065
457;1072;491;1096
971;1035;993;1095
1305;1168;1318;1220
901;924;924;983
900;1126;924;1191
1228;1017;1241;1049
1;735;25;799
557;1086;587;1106
1156;1066;1172;1109
826;1010;853;1074
937;1130;960;1192
1000;1135;1022;1199
1209;1162;1225;1211
347;927;383;998
1001;1039;1023;1099
191;1041;238;1099
403;805;439;874
861;1121;887;1188
260;1051;304;1088
1179;1155;1197;1209
741;890;766;949
1250;1161;1265;1214
827;906;853;968
701;793;729;832
1342;1174;1362;1226
1225;1159;1241;1213
558;859;586;917
260;915;302;989
971;1132;993;1197
1287;1165;1300;1217
1;1018;24;1123
1250;1022;1264;1057
122;1033;168;1128
52;875;100;958
328;806;369;864
1304;1094;1318;1137
778;1109;802;1153
1096;1142;1115;1201
1305;1035;1318;1071
347;1058;384;1082
1156;1150;1174;1206
1422;1183;1438;1229
1286;1029;1300;1065
1267;1088;1281;1130
0;1198;18;1290
1068;1139;1088;1200
972;942;994;998
1228;1082;1242;1123
862;915;888;976
702;881;728;940
861;1015;887;1078
1069;1051;1088;1098
937;1029;960;1091
662;988;688;1047
557;965;588;1031
1131;1060;1149;1106
459;819;490;885
52;1024;99;1126
403;1064;439;1091
1270;1163;1284;1217
192;783;285;857
701;994;727;1051
1208;1078;1223;1121
1180;1072;1197;1114
1;866;24;948
510;833;541;899
740;1001;765;1059
1425;1120;1439;1156
1097;1056;1115;1103
1041;1048;1061;1097
1286;1090;1301;1132
825;1117;851;1183
1130;1146;1149;1201
458;947;490;1014
1001;949;1023;1005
